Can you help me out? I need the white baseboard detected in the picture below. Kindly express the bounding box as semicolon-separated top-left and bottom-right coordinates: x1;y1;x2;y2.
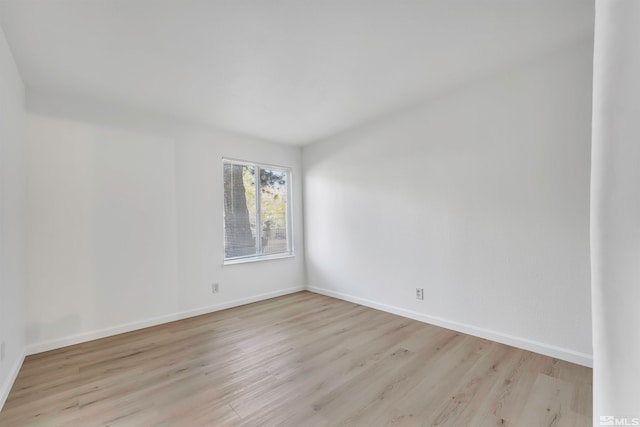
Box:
307;286;593;367
0;349;25;412
26;286;305;356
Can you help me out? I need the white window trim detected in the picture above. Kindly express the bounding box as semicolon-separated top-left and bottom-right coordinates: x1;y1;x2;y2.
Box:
222;157;294;265
223;252;295;266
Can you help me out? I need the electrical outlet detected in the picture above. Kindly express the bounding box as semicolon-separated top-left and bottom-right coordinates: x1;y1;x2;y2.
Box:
1;341;5;361
212;283;219;294
416;288;424;300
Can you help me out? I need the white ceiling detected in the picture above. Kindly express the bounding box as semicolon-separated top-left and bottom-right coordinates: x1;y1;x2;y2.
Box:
0;0;594;145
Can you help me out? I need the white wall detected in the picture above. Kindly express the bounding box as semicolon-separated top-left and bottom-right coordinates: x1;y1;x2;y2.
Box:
591;0;640;418
0;25;26;408
26;115;178;348
304;41;593;366
25;112;304;353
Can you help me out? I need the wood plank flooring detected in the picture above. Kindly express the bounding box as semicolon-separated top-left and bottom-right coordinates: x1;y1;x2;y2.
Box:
0;291;592;426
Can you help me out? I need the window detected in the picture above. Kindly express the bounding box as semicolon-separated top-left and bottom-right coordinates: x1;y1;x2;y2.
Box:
223;158;293;263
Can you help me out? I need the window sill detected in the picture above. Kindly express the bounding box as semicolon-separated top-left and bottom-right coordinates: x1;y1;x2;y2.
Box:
223;253;295;266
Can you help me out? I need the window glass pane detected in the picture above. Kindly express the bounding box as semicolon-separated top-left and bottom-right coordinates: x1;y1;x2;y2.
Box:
223;159;292;263
260;168;288;255
223;163;257;258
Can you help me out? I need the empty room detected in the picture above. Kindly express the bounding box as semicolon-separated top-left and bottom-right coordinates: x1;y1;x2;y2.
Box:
0;0;638;426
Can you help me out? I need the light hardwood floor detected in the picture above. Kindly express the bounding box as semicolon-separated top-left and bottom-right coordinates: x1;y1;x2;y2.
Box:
0;291;592;426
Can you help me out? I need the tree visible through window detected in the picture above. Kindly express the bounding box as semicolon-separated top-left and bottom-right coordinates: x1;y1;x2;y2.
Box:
223;159;292;262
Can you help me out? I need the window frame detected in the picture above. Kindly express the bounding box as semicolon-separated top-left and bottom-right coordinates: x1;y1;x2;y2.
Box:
222;157;294;265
